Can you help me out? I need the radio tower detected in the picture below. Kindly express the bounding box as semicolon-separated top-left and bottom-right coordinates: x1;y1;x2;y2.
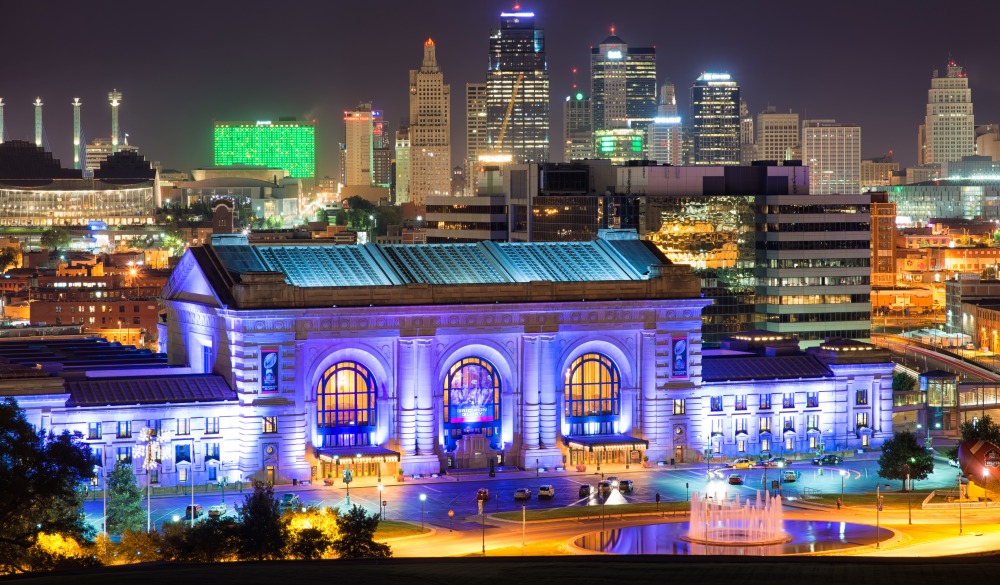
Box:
0;97;5;144
108;89;122;153
72;98;82;169
33;97;43;147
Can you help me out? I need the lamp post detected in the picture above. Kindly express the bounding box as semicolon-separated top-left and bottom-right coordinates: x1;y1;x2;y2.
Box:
138;427;168;533
481;499;486;556
840;469;847;504
419;493;426;531
378;484;384;521
958;473;964;535
876;484;881;549
521;503;526;556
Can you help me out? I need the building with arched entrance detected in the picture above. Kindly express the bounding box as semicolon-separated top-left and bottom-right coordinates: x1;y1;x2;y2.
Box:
161;233;710;482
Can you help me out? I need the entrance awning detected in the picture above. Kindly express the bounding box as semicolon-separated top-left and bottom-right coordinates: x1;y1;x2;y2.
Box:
316;445;401;463
564;434;649;451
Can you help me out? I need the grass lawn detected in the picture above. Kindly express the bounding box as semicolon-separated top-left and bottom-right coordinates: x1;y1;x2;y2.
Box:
460;541;568;557
805;492;931;510
493;501;689;522
375;520;429;539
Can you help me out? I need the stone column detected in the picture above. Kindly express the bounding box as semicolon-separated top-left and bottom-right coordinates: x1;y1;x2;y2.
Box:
521;335;540;451
538;335;558;450
415;338;435;456
397;339;417;456
640;331;658;447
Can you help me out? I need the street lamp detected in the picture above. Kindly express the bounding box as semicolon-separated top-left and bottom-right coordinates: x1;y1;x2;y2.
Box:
840;469;847;505
958;473;964;535
902;462;912;525
419;493;426;531
377;483;384;520
138;427;169;533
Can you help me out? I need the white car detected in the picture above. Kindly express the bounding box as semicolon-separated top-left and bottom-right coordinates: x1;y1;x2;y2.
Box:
513;488;532;501
948;457;960;468
538;485;555;498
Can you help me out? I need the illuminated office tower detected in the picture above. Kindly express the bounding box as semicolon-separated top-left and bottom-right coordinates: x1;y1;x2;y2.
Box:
755;106;799;162
564;93;593;161
802;119;861;195
921;60;975;165
395;126;411;204
466;83;488;184
486;8;549;163
213;119;316;179
590;31;656;132
72;98;82;170
689;73;740;165
108;89;122;153
34;98;43;147
647;81;682;165
408;38;451;205
739;99;754;165
372;115;392;188
342;103;385;187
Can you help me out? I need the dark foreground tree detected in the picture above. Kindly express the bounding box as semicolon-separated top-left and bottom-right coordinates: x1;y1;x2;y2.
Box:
331;505;390;559
106;461;144;534
0;398;96;574
287;527;332;560
236;481;287;560
878;430;934;490
959;414;1000;446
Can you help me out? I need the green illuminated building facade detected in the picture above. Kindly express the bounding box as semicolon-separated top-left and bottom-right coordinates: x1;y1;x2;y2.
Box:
213;120;316;179
593;128;645;165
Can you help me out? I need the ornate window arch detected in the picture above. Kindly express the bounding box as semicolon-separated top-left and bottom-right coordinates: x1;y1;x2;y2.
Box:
316;361;376;447
564;353;620;434
442;357;501;450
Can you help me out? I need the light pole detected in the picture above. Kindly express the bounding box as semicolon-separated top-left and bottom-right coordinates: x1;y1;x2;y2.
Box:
138;427;168;532
378;484;384;520
481;500;486;556
840;469;847;505
419;493;426;531
958;473;964;535
876;483;881;549
521;503;526;556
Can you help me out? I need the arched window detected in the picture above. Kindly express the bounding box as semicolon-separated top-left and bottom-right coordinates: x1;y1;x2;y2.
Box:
564;353;620;431
316;361;376;447
443;357;501;450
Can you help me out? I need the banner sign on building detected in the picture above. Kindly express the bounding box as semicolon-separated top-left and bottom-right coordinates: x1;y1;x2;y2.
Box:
672;336;688;378
261;347;279;393
448;363;496;423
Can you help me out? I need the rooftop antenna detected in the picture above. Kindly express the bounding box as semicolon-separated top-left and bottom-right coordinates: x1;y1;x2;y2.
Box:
0;97;4;143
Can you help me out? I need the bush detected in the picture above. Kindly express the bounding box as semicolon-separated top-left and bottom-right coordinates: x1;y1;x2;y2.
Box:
575;464;587;472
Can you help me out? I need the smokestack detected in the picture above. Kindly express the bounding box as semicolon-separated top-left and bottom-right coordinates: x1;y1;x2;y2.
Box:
108;89;122;153
33;97;43;148
72;98;82;169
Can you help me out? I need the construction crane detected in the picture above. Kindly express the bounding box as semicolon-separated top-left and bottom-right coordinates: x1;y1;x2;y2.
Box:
479;73;524;164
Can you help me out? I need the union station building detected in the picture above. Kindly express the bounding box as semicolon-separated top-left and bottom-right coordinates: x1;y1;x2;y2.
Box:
6;231;895;488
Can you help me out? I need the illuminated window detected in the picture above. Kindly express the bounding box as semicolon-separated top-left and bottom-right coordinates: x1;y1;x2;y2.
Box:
809;436;817;449
856;412;869;428
735;395;747;410
759;417;771;433
760;394;772;409
856;389;868;405
263;416;278;434
785;436;793;451
88;422;102;440
710;396;723;412
205;442;220;462
179;467;188;483
206;417;220;434
738;439;747;453
673;399;685;415
807;415;819;430
735;418;748;434
783;417;794;431
116;420;131;439
761;438;770;452
177;418;190;435
443;357;502;449
316;361;376;448
807;392;819;408
564;353;620;435
782;394;794;409
117;447;132;464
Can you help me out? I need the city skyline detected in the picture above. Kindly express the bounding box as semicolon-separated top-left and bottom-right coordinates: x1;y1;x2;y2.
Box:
2;0;998;177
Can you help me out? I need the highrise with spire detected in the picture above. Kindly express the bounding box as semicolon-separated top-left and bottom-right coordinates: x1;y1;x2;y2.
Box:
408;38;451;205
919;59;975;165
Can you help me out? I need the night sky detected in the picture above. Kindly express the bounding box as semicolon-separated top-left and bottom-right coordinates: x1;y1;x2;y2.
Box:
5;0;999;177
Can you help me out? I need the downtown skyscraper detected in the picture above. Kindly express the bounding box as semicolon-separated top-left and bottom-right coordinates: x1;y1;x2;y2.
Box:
486;8;549;163
689;73;741;165
408;38;451;205
802;119;861;195
919;60;975;165
590;31;656;132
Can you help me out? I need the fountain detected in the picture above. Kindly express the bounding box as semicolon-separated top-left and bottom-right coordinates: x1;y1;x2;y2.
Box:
684;490;790;545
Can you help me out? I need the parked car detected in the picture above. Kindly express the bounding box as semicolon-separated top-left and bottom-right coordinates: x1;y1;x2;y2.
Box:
606;476;620;487
208;504;226;518
578;484;593;498
782;470;798;483
598;480;613;497
477;488;490;502
514;488;532;501
538;485;555;498
811;454;843;466
948;457;960;468
618;479;634;493
184;504;203;519
279;493;301;508
728;473;744;485
731;458;754;469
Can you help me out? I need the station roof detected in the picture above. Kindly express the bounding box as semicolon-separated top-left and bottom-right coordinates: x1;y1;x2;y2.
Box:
65;374;235;407
702;355;834;382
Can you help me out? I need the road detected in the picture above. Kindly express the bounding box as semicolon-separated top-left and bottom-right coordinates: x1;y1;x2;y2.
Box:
874;335;1000;383
81;458;964;532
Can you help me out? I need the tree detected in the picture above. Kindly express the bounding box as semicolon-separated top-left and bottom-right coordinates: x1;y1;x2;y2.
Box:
40;228;71;253
0;249;17;272
959;414;1000;446
161;517;239;563
236;481;287;560
106;462;144;535
892;372;916;393
287;527;332;560
878;431;934;491
331;505;390;559
0;398;96;574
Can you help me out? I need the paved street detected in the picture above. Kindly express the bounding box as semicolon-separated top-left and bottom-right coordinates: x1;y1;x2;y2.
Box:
82;457;964;531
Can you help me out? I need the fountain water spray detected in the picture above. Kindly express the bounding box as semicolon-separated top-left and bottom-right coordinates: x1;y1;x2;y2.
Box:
685;490;790;545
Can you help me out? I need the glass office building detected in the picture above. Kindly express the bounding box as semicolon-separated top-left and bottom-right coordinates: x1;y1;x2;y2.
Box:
213;119;316;179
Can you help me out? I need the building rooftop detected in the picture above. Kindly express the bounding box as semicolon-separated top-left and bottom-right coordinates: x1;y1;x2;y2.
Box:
181;177;280;189
702;355;834;383
65;374;235;407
